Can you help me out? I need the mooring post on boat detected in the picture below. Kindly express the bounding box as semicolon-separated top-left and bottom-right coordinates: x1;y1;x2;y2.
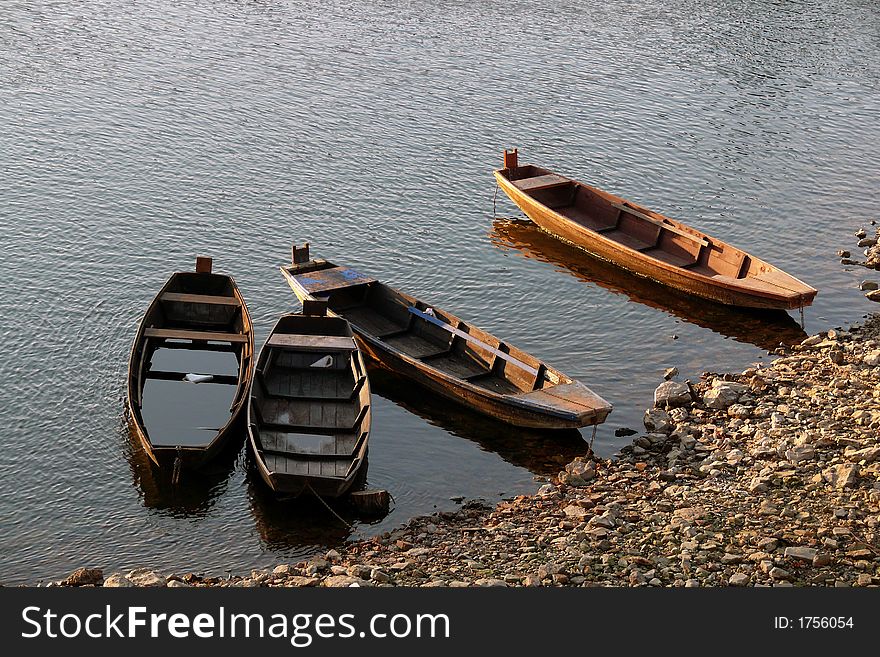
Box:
302;298;328;316
195;256;213;274
503;147;518;171
292;242;310;265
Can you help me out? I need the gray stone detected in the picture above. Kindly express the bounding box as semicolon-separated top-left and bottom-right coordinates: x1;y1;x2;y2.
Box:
858;237;877;248
644;408;671;433
728;573;749;586
663;367;679;380
860;280;879;291
323;575;365;588
474;578;508;587
823;464;860;489
166;580;190;588
126;569;166;587
703;382;743;409
370;569;391;584
867;290;880;303
286;576;321;587
784;547;818;562
727;404;751;419
103;573;134;588
769;567;790;580
563;505;589;519
654;381;692;408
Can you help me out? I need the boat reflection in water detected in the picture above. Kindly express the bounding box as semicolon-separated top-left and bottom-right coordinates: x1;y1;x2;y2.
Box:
123;415;240;517
489;218;808;351
245;456;358;552
367;368;591;477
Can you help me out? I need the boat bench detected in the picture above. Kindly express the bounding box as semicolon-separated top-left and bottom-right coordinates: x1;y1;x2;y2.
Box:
160;292;240;306
266;334;358;352
144;327;248;343
512;174;570;193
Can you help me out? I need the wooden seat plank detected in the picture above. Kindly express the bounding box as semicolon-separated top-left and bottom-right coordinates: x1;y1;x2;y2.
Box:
267;333;357;351
144;327;248;343
512;174;570;192
293;266;376;294
160;292;240;306
610;201;709;247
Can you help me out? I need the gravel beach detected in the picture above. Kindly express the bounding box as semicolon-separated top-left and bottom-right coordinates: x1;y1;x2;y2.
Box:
50;310;880;589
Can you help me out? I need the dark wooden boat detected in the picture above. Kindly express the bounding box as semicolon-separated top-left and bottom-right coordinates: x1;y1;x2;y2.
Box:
494;149;817;310
126;257;254;470
247;301;371;498
280;244;612;430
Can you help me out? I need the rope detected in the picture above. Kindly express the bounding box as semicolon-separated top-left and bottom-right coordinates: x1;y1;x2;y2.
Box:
305;481;357;532
799;305;805;330
492;181;499;218
172;447;183;486
588;424;597;456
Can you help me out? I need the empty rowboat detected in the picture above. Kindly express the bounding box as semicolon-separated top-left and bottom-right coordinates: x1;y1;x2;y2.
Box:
494;149;817;310
281;243;612;430
126;257;254;470
248;301;371;498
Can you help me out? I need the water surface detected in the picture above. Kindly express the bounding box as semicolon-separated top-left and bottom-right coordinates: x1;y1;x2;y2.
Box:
1;0;878;584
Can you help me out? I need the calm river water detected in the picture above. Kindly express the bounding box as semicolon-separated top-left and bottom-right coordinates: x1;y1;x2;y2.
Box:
1;0;878;584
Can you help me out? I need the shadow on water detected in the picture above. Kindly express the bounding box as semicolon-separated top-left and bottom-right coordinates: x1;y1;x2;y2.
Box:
489;218;808;351
123;414;241;517
244;451;359;551
367;367;590;476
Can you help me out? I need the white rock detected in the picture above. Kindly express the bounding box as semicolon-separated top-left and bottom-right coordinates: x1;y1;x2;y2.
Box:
654;381;692;407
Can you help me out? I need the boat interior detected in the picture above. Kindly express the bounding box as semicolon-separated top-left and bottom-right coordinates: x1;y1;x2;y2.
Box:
132;271;252;448
502;165;807;296
251;314;369;479
292;264;565;397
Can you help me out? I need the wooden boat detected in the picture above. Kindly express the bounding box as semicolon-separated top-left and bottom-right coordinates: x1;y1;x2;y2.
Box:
280;244;612;430
247;301;371;498
126;257;254;470
494;149;817;310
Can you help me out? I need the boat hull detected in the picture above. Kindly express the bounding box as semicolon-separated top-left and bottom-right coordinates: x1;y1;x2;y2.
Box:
125;268;254;471
495;171;816;310
283;271;610;430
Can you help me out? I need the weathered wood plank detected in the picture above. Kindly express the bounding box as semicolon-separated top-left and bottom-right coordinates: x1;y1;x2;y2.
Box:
160;292;240;306
267;334;357;351
144;327;247;343
512;174;569;192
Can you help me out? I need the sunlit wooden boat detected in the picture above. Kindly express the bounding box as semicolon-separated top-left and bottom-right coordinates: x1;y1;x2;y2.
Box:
280;244;612;430
248;302;371;498
494;149;817;310
126;257;254;470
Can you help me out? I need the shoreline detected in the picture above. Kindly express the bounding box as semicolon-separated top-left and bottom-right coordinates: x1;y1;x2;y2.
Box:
45;311;880;588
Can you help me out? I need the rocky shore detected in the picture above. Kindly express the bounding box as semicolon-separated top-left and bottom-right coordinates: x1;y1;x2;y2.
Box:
50;312;880;588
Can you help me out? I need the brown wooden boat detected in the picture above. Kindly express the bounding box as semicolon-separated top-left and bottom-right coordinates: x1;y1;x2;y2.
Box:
280;244;612;430
126;257;254;470
494;149;817;310
247;301;371;498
